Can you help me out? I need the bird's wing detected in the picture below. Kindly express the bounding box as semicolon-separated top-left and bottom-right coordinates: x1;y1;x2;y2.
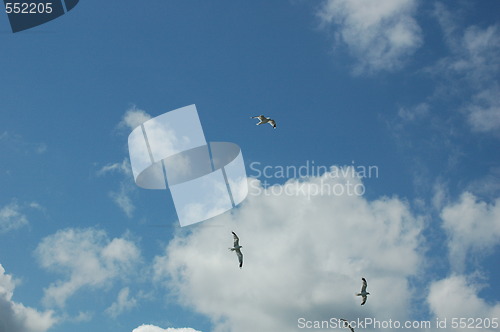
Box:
361;296;367;305
236;249;243;268
361;278;367;292
232;231;239;247
340;319;354;332
268;119;276;128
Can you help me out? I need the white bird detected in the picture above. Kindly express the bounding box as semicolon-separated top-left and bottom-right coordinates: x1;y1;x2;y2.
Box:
229;231;243;268
251;115;276;129
356;277;370;305
340;319;355;332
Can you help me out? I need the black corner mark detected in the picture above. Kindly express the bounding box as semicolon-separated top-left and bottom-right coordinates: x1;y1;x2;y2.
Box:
3;0;79;33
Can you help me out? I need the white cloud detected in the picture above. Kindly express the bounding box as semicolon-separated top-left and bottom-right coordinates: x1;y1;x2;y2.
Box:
0;131;47;155
152;171;424;332
0;264;57;332
466;85;500;134
448;25;500;84
119;106;152;131
317;0;422;74
105;287;137;318
109;183;136;218
0;201;43;234
0;202;29;233
397;103;429;123
433;4;500;134
104;106;154;217
97;158;132;177
35;228;141;308
440;192;500;273
68;311;93;322
96;158;136;217
467;167;500;198
132;325;202;332
428;275;500;331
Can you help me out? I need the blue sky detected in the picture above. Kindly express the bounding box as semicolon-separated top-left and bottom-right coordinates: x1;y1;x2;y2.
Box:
1;1;499;332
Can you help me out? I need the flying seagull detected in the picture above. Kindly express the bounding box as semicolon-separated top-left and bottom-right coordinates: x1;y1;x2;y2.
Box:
251;115;276;129
229;231;243;268
340;319;355;332
356;277;370;305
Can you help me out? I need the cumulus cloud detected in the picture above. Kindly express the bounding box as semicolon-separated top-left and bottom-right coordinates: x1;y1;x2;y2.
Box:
428;275;500;331
152;170;424;332
0;264;57;332
440;192;500;273
317;0;422;74
132;325;202;332
35;228;141;308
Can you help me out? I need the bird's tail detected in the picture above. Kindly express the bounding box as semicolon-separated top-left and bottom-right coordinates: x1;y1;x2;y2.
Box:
229;248;235;251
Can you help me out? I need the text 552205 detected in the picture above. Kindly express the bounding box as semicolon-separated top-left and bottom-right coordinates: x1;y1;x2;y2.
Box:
5;2;53;14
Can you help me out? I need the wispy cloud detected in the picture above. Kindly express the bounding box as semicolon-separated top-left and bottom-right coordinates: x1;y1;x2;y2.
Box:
105;287;137;318
100;107;155;217
0;201;29;233
109;183;136;218
0;131;47;155
432;4;500;134
317;0;423;74
97;158;132;177
0;200;42;234
466;85;500;134
96;158;137;217
0;264;57;332
35;228;141;308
